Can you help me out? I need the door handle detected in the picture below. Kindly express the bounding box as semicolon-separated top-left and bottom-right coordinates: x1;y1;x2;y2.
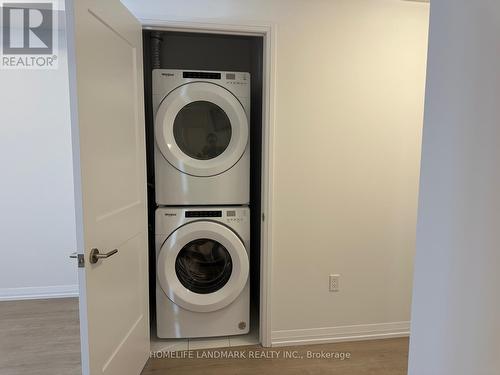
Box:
89;248;118;264
69;252;77;259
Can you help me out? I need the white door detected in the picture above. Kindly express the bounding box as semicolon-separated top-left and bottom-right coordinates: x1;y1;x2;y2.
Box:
65;1;149;375
155;82;249;176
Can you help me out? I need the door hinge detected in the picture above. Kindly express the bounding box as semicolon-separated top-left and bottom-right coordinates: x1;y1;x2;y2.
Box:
262;213;265;222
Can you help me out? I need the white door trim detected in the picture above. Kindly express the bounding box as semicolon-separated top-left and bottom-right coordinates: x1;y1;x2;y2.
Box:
140;17;277;348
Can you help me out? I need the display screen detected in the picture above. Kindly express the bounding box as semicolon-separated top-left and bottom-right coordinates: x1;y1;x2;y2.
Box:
183;71;221;79
226;211;236;217
185;211;223;218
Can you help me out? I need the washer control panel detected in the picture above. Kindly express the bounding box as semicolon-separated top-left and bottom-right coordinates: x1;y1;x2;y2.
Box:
183;209;247;223
156;207;249;235
185;210;222;218
225;209;246;223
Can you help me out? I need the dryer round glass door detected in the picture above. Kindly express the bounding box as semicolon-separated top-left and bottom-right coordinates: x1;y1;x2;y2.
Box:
157;221;249;313
173;101;232;161
155;82;249;177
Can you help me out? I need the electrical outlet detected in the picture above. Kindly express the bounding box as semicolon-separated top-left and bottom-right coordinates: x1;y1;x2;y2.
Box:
329;274;340;292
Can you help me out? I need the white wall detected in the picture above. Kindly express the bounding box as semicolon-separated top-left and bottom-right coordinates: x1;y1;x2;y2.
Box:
409;1;500;374
123;0;429;344
0;13;78;300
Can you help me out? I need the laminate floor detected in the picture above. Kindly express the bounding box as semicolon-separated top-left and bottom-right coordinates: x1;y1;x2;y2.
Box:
0;298;409;375
0;298;81;375
142;337;409;375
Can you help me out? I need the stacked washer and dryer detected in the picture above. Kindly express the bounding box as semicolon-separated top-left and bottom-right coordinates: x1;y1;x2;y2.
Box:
153;69;252;338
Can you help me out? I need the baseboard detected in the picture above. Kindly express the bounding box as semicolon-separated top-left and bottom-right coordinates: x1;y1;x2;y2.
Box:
271;321;410;347
0;285;79;301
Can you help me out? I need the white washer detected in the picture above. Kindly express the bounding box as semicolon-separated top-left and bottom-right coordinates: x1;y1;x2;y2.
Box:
155;206;250;338
153;69;250;205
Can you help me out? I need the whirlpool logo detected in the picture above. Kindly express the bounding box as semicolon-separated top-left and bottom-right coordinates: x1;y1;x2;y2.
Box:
1;0;58;69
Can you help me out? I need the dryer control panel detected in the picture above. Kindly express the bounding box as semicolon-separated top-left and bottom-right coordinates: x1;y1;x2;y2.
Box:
152;69;250;99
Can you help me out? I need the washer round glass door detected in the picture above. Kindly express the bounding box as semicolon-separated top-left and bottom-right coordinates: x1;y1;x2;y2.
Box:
155;82;249;177
175;238;232;294
157;221;249;312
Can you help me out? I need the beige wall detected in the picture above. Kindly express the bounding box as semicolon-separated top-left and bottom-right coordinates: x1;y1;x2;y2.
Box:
409;1;500;374
123;0;429;343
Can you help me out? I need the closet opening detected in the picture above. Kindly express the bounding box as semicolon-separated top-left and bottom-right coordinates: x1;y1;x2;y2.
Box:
142;29;265;350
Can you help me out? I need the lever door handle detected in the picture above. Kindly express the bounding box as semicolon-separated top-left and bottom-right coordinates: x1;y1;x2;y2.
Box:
89;248;118;264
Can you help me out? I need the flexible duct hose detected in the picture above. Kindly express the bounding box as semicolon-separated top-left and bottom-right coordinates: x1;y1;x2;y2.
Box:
151;31;163;69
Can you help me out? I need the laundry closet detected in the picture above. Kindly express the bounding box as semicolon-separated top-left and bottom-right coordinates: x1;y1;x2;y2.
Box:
142;30;264;348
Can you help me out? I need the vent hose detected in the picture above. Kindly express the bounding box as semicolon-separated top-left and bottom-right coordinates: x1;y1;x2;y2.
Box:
151;31;163;69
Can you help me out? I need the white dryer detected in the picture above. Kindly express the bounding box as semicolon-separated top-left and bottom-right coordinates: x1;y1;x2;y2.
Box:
153;69;250;205
155;206;250;338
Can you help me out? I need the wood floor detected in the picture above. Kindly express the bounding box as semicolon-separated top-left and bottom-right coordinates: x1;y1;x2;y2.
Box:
0;298;81;375
143;338;409;375
0;298;409;375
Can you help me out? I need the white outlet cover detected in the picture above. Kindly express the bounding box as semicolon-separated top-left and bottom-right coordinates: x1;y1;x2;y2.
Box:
329;274;340;292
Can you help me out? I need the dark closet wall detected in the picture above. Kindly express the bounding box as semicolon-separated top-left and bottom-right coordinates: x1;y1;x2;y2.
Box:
143;30;264;327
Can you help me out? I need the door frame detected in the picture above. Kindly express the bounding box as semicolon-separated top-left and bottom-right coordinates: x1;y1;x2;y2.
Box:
141;17;277;348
